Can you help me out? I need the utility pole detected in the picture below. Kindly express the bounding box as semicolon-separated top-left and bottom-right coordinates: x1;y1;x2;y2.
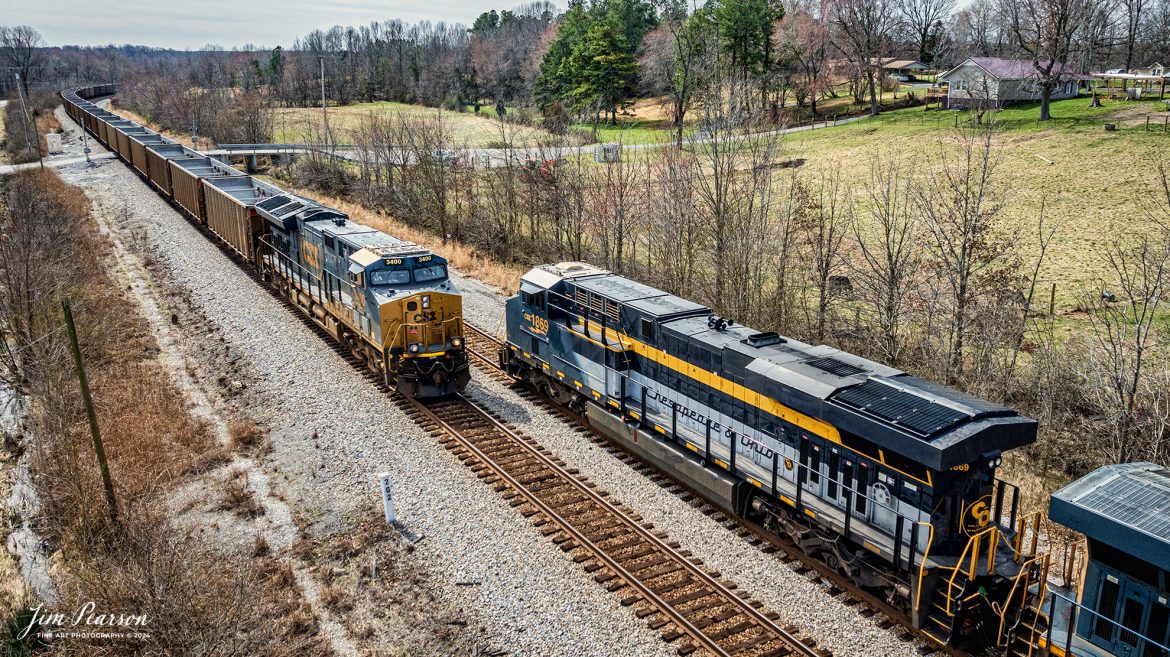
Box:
81;122;92;166
319;55;331;150
62;299;118;523
190;111;199;151
13;73;44;171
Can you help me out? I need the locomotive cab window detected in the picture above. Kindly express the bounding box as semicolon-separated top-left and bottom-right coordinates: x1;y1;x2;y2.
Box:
414;264;447;283
640;318;655;341
370;269;410;286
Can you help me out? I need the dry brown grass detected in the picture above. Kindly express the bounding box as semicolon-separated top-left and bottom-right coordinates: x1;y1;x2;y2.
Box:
229;418;271;455
217;469;265;519
281;185;525;293
0;171;331;656
274;102;556;148
92;363;217;503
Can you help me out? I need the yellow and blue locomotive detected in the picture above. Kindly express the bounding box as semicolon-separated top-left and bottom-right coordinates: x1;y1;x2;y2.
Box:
501;262;1045;651
255;194;470;398
60;85;469;399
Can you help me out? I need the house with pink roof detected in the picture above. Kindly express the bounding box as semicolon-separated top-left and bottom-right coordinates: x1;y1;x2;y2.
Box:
938;57;1089;109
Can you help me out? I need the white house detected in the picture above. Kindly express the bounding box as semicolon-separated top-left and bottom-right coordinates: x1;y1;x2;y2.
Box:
939;57;1087;109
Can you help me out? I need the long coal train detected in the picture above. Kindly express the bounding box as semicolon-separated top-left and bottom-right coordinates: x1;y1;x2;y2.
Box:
61;85;470;398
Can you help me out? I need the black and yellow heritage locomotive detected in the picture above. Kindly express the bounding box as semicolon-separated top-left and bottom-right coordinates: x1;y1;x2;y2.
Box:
502;262;1047;651
61;86;469;398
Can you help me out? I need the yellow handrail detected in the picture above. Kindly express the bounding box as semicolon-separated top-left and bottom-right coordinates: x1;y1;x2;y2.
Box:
994;553;1040;645
988;526;999;575
913;521;935;615
945;525;998;615
1011;511;1045;562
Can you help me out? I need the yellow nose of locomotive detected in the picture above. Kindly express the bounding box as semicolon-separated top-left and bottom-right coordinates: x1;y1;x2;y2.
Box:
390;291;464;356
384;291;470;399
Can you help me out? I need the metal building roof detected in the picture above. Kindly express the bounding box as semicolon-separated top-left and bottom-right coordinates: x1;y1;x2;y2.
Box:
1050;462;1170;572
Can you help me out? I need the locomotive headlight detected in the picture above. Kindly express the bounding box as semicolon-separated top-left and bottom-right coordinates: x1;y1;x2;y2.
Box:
422;295;431;309
408;343;422;354
451;337;463;348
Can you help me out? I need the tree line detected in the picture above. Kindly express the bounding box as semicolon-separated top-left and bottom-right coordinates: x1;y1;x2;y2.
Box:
8;0;1170;135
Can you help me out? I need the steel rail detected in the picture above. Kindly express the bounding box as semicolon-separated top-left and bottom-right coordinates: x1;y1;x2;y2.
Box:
412;391;822;657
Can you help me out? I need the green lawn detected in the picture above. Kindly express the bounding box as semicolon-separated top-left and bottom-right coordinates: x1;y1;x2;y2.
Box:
783;95;1170;307
570;119;682;145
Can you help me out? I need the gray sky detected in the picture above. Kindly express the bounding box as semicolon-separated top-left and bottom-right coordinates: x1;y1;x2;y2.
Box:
9;0;514;50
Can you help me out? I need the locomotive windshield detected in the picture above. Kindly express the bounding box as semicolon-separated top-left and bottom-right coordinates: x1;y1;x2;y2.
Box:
370;269;411;286
414;264;447;283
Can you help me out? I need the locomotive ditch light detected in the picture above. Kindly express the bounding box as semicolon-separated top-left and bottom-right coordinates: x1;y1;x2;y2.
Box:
408;343;422;354
451;337;463;348
983;450;1003;469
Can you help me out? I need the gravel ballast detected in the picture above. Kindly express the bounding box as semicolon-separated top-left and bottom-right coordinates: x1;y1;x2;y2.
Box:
49;112;673;657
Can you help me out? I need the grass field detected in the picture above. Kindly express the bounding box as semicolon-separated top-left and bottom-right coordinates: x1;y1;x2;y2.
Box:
781;96;1170;306
274;101;561;148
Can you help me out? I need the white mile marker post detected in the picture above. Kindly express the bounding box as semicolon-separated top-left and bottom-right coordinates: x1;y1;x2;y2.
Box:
379;472;396;524
378;473;421;543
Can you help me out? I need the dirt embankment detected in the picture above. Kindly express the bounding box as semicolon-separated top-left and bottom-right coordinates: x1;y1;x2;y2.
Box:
0;168;339;656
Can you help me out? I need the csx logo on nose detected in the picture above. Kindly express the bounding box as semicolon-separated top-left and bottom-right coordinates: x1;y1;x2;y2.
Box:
413;311;437;322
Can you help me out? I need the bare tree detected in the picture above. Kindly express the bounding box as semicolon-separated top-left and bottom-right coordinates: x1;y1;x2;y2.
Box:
951;0;1008;58
1121;0;1146;71
0;25;45;97
829;0;897;116
643;148;703;295
850;158;921;365
900;0;957;65
781;1;833;116
917;121;1009;381
1000;0;1095;121
799;170;851;342
587;149;642;273
1081;227;1170;464
643;4;707;146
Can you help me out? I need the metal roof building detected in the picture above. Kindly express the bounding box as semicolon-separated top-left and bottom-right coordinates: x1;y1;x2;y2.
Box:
1049;462;1170;572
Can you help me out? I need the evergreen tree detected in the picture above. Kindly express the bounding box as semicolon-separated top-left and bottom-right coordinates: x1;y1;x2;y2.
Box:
714;0;782;80
565;16;638;124
535;1;592;107
535;0;654;115
265;46;284;86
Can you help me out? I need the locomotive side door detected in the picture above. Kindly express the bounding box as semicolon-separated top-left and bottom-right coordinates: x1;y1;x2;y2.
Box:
799;436;824;499
824;447;849;510
1114;580;1152;657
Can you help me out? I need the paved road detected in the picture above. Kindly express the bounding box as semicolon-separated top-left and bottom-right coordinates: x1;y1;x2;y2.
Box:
0;152;118;176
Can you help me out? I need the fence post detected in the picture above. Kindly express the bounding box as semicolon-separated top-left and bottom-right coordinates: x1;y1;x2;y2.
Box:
1049;282;1057;317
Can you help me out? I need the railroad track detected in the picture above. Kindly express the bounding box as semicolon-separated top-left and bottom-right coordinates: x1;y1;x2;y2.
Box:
401;392;828;657
187;259;826;655
461;323;957;657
